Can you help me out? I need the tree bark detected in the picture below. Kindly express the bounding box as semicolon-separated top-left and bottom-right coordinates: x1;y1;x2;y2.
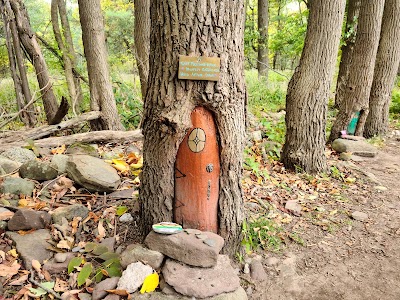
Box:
134;0;150;99
51;0;77;115
140;0;246;254
329;0;385;141
334;0;361;109
257;0;269;78
364;0;400;138
1;0;35;126
281;0;346;173
58;0;83;111
9;0;61;124
77;0;124;131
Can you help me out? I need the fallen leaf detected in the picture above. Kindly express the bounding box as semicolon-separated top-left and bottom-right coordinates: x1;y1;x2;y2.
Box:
31;260;41;274
0;210;14;221
57;239;72;250
51;144;66;155
7;249;18;258
97;219;106;240
54;278;69;292
8;274;29;286
111;159;130;173
0;261;21;277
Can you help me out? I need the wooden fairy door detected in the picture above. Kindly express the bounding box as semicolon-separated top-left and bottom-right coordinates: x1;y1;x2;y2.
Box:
174;106;220;232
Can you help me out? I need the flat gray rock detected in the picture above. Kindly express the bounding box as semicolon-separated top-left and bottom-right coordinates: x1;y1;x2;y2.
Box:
250;260;268;281
120;243;164;269
7;209;51;231
0;177;35;196
19;160;58;181
1;147;36;164
92;277;120;300
332;139;378;157
51;204;89;225
134;287;247;299
6;229;52;269
43;253;75;274
66;155;121;192
163;255;240;298
145;231;224;268
0;156;21;173
351;211;368;222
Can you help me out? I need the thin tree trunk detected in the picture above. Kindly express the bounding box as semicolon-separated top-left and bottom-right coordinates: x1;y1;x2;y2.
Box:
281;0;346;173
58;0;83;110
51;0;77;115
273;0;282;70
329;0;385;141
364;0;400;137
134;0;150;99
257;0;269;78
334;0;361;109
2;0;35;126
140;0;246;254
78;0;124;131
9;0;61;124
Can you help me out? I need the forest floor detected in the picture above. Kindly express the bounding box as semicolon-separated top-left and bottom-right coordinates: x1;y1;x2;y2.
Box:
246;136;400;300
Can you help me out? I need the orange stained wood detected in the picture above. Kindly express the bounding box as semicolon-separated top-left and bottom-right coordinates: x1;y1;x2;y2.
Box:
174;106;220;233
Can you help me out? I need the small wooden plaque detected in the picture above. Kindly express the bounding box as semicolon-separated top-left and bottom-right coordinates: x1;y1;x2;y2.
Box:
178;55;220;81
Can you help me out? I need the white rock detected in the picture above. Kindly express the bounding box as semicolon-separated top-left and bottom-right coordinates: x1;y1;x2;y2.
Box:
351;211;368;222
117;262;153;293
251;130;263;142
119;213;133;223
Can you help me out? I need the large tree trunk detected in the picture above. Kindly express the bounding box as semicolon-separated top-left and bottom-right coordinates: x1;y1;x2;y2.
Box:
134;0;150;99
257;0;269;78
9;0;60;124
364;0;400;138
281;0;346;173
51;0;77;115
334;0;361;109
58;0;83;111
140;0;246;254
77;0;124;130
329;0;385;141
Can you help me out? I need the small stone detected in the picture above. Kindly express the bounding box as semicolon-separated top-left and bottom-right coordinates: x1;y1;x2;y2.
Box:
250;260;268;281
203;238;216;247
103;295;120;300
92;277;120;300
374;186;387;191
120;244;164;269
51;154;69;174
246;286;253;296
332;138;378;157
243;263;250;274
0;177;35;196
52;204;89;225
285;200;302;215
265;257;280;266
117;262;153;293
184;228;202;235
54;253;68;263
0;221;7;230
351;211;368;222
0;207;14;221
339;152;352;161
43;253;75;274
78;293;92;300
1;147;36;163
251;130;263;142
100;237;116;252
19;160;58;181
119;213;133;223
7;209;51;231
0;156;21;173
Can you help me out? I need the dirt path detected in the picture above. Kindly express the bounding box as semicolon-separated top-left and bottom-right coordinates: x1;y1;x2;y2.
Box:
251;139;400;300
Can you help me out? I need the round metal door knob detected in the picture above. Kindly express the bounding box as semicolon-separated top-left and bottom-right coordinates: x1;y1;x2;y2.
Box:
206;164;214;172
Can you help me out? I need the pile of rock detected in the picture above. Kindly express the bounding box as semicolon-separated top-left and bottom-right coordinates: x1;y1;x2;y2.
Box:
118;229;247;299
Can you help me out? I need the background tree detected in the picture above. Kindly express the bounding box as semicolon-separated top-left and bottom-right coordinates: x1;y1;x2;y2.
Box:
334;0;361;109
134;0;150;98
281;0;346;173
78;0;124;130
364;0;400;137
329;0;385;141
257;0;269;78
140;0;246;254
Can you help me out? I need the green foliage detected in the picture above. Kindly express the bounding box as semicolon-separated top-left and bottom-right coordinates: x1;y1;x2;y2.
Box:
390;88;400;115
242;217;284;252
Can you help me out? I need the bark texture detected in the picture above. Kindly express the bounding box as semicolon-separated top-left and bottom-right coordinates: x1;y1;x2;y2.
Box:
281;0;346;173
140;0;246;254
329;0;385;141
334;0;361;109
78;0;124;130
9;0;60;124
364;0;400;138
134;0;150;98
257;0;268;77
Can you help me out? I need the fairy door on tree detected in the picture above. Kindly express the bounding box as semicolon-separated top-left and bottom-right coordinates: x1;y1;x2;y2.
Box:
174;106;220;233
